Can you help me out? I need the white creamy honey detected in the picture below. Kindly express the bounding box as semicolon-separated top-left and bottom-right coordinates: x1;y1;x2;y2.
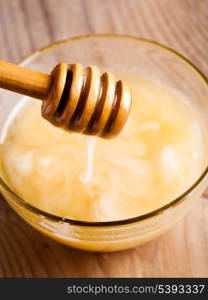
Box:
0;76;206;222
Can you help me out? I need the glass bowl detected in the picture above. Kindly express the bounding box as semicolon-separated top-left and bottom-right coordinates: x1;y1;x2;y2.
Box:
0;35;208;252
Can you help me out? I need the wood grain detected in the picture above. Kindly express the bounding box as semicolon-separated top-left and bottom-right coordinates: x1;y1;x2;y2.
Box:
0;0;208;278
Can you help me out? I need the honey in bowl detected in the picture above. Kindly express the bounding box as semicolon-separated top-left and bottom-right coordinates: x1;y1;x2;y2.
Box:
0;75;207;223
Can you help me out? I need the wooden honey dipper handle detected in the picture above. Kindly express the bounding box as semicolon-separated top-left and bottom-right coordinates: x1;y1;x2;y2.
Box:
0;60;51;100
0;60;132;138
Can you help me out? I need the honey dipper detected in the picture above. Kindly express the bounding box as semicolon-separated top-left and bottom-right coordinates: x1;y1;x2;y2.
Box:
0;60;131;138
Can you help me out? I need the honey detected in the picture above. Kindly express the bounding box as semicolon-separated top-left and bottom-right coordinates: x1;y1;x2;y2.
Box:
0;76;207;222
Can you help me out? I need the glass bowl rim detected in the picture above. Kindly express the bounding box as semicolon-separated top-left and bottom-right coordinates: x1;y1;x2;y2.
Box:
1;34;208;227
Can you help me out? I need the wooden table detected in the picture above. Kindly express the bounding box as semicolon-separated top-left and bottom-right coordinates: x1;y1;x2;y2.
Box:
0;0;208;278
